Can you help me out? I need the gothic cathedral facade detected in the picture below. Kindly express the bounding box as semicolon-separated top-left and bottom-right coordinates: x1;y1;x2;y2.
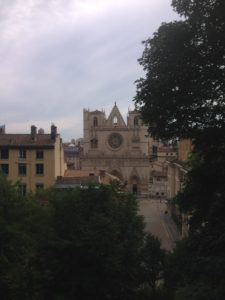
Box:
82;103;156;194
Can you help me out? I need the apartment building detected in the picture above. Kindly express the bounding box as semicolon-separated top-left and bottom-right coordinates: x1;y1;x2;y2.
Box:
0;124;65;195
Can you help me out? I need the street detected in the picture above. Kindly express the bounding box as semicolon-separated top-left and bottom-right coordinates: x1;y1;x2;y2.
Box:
138;198;181;251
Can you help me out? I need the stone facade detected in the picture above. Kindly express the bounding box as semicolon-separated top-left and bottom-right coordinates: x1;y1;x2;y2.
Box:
82;103;157;194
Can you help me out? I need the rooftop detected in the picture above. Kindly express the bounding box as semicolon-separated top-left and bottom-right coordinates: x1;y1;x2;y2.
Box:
0;133;58;147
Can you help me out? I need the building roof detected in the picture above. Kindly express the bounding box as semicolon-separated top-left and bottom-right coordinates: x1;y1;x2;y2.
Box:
65;170;95;177
64;169;121;185
0;133;58;148
55;175;100;188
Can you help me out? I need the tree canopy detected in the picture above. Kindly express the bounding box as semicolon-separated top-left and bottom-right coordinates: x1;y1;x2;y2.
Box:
39;186;145;300
0;176;166;299
134;0;225;299
134;0;225;141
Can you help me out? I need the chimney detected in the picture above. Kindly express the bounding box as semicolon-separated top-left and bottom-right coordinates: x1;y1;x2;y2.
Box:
0;125;5;134
31;125;37;140
51;124;57;140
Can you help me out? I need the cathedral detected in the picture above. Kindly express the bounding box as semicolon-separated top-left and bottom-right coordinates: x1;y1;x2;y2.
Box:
82;103;157;194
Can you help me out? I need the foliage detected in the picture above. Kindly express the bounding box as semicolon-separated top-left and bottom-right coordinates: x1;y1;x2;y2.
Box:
134;0;225;299
141;234;165;291
135;233;166;300
0;177;166;299
170;142;225;299
177;140;225;229
134;0;225;141
37;186;145;300
0;174;50;299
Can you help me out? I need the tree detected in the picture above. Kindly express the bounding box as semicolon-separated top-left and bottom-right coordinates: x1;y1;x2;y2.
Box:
134;0;225;299
0;174;50;299
34;185;146;300
134;0;225;141
171;144;225;299
0;176;167;299
140;234;165;297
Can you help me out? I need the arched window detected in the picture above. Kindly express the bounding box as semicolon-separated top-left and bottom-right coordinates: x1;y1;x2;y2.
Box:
91;137;98;149
134;116;139;126
93;117;98;127
113;116;118;125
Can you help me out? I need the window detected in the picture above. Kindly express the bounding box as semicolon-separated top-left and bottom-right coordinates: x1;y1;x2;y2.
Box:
113;116;118;125
152;145;158;154
91;138;98;149
18;184;26;196
36;183;44;191
36;150;44;159
36;164;44;175
93;117;98;127
19;149;26;159
134;116;139;126
18;164;26;176
0;164;9;175
0;148;9;159
156;177;161;181
161;192;164;196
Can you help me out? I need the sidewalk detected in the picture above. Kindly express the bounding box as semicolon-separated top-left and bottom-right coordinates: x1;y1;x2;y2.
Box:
162;213;181;244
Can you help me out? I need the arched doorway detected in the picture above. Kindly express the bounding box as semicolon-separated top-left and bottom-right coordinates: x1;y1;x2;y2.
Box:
129;175;140;194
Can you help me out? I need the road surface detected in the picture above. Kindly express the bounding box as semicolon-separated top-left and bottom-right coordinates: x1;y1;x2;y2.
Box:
138;198;181;251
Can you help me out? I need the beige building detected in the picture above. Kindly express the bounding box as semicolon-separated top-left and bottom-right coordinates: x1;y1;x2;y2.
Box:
178;139;192;161
149;145;177;198
167;160;187;200
149;160;167;199
0;124;65;195
82;103;157;194
166;139;192;237
167;139;192;200
157;145;177;162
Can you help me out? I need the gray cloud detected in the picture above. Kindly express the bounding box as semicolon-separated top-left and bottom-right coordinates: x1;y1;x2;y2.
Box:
0;0;178;141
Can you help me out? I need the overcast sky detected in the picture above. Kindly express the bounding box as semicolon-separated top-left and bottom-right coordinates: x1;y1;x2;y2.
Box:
0;0;178;141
